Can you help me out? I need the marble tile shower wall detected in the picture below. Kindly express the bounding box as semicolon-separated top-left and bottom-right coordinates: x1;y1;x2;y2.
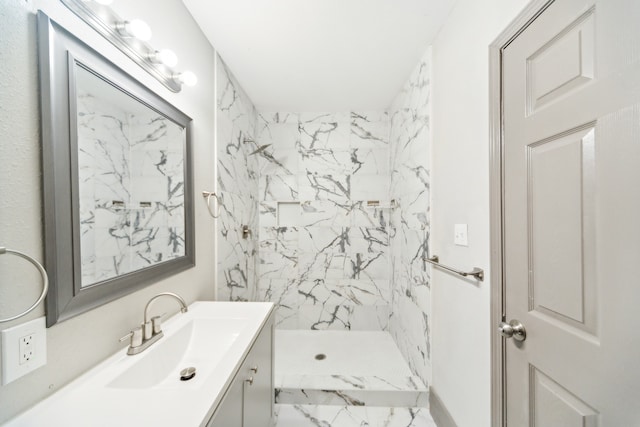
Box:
254;111;392;330
388;47;432;387
214;46;431;390
216;55;260;301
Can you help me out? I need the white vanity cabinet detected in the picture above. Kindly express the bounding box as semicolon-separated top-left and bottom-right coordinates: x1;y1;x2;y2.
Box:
206;311;274;427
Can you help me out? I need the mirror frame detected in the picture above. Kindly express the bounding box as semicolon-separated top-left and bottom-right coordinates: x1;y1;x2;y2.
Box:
37;11;195;327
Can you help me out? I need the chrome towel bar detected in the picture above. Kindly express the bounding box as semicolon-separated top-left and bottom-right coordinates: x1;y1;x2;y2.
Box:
424;255;484;281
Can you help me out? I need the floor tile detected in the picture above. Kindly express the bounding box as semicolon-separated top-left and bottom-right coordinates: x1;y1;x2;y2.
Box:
274;404;437;427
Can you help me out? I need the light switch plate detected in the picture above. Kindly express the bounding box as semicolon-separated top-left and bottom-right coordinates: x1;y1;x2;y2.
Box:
1;317;47;385
454;224;468;246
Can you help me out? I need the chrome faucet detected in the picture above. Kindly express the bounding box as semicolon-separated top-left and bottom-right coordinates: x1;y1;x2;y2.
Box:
120;292;188;355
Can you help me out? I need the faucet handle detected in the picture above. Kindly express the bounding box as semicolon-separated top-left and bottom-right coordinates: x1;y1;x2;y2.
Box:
120;326;143;347
143;320;153;341
143;313;166;340
151;315;163;335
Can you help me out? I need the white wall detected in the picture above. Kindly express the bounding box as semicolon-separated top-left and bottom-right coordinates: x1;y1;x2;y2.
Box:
0;0;216;421
430;1;529;426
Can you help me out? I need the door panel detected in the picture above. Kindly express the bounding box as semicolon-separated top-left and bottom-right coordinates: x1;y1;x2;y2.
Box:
530;367;598;427
503;0;640;425
528;125;597;333
526;8;595;115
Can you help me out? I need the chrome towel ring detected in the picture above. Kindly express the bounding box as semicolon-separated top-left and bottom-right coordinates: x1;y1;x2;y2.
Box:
202;191;221;219
0;247;49;323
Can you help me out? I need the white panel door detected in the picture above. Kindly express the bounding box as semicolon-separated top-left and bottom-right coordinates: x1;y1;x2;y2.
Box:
502;0;640;425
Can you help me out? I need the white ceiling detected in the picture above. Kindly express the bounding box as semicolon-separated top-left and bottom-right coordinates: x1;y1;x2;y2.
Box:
182;0;457;112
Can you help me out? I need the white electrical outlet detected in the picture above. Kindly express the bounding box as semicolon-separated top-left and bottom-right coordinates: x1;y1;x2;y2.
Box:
1;317;47;385
454;224;468;246
19;334;35;365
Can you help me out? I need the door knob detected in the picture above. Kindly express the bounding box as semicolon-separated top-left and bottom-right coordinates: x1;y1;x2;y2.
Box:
498;319;526;341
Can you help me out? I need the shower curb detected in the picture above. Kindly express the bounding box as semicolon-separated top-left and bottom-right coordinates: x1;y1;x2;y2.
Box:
275;374;428;407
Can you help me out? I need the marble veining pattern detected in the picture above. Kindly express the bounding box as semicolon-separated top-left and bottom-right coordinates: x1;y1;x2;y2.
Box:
274;330;429;413
274;404;436;427
275;374;428;407
276;374;426;392
216;55;260;302
215;48;432;395
388;48;433;389
275;388;428;408
255;111;391;330
77;87;185;287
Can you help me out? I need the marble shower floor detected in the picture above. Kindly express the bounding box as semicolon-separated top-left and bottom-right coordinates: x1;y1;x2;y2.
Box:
275;330;414;377
274;330;428;408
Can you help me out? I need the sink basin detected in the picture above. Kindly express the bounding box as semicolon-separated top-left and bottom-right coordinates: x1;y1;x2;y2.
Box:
108;318;248;390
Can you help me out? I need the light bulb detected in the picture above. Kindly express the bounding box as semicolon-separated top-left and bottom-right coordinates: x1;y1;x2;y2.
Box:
157;49;178;67
148;49;178;67
127;19;152;41
117;19;152;41
176;71;197;87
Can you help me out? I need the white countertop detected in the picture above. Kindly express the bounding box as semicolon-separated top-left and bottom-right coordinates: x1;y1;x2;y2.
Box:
4;301;274;427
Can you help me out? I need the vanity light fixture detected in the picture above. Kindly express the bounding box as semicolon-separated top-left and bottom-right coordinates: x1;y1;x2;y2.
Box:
115;19;153;41
61;0;197;92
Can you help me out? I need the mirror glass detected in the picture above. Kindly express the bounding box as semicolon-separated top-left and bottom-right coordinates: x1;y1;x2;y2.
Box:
38;12;195;326
75;67;186;288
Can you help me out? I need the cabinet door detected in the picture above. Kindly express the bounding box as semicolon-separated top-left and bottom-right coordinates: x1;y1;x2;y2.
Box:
206;377;243;427
243;320;274;427
206;313;274;427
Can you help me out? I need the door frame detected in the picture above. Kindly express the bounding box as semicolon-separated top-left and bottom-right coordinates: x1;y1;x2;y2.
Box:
488;1;554;426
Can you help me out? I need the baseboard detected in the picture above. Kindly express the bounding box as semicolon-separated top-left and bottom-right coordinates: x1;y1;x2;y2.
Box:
429;387;458;427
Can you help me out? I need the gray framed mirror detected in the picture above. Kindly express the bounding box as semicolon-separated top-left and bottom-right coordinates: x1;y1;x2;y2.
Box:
38;12;195;326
